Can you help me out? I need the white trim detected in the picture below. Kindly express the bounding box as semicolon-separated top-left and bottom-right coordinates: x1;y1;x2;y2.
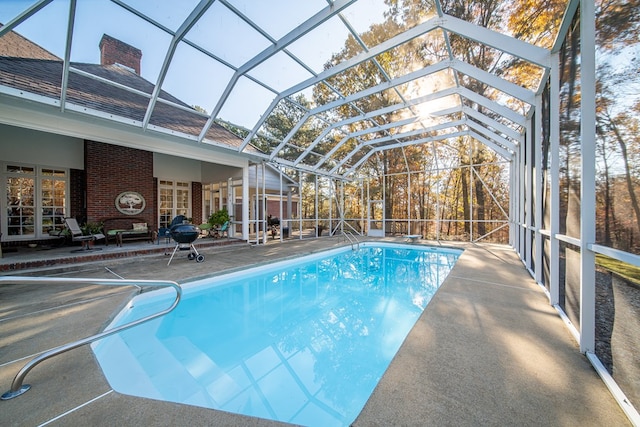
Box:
534;95;544;285
0;95;250;168
157;179;192;228
590;244;640;268
579;0;597;354
586;352;640;425
206;0;358;144
555;233;581;247
439;14;551;68
1;162;69;241
525;116;532;271
550;53;560;306
462;106;523;142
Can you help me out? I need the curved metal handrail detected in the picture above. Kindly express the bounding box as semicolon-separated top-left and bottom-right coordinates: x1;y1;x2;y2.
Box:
344;231;360;251
1;276;182;400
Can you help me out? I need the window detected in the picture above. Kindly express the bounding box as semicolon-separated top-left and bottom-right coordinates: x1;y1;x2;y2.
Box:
202;183;227;222
3;163;67;239
158;180;191;228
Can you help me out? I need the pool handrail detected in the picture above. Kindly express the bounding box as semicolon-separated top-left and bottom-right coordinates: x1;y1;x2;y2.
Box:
343;231;360;251
0;276;182;400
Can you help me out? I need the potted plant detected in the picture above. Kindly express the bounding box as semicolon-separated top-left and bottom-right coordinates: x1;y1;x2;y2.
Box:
82;221;104;235
81;221;103;247
208;208;230;226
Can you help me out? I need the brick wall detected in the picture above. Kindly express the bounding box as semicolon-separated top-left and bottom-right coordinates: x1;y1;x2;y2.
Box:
153;177;158;220
266;200;297;220
84;140;155;228
192;182;203;224
69;168;85;221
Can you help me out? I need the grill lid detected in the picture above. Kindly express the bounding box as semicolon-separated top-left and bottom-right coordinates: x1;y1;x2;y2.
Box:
170;224;199;243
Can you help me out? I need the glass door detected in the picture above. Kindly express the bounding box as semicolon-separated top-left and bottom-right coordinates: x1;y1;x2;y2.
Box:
368;200;384;237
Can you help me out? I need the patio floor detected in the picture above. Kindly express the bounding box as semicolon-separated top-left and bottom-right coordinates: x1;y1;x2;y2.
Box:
0;236;631;426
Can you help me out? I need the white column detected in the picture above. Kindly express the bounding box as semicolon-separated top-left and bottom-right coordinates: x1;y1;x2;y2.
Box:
254;164;259;244
518;144;525;258
509;161;514;247
279;166;283;241
432;142;442;241
242;165;249;241
525;117;533;271
298;172;303;239
534;100;543;284
262;162;267;245
340;180;345;234
407;171;412;234
550;54;561;306
382;172;386;235
315;174;319;237
366;179;370;235
329;178;333;235
360;179;365;235
469;143;474;242
579;0;596;354
226;178;233;238
218;181;224;211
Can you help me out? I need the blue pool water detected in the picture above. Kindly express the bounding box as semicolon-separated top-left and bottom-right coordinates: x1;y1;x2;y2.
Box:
93;243;460;426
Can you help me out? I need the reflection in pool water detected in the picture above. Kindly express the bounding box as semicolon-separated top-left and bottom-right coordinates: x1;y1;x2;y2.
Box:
93;243;461;426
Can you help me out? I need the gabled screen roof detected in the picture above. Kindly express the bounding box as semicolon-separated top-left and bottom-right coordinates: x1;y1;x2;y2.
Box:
0;0;567;179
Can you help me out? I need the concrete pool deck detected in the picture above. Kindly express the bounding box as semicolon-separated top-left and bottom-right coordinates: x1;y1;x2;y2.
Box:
0;237;631;426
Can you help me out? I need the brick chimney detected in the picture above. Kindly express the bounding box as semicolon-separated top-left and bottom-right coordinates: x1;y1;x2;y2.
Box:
99;34;142;74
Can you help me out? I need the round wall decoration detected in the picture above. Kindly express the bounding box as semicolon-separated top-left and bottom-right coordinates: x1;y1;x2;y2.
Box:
115;191;146;215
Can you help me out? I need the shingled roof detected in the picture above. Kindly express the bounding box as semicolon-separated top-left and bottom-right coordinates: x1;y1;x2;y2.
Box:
0;28;247;151
0;23;59;60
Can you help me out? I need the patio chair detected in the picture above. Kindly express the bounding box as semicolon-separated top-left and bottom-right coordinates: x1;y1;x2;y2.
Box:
198;222;213;237
213;221;229;238
64;217;105;252
157;215;190;256
157;215;187;246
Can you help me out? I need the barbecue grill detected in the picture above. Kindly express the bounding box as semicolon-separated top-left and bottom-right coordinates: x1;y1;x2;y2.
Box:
167;223;204;265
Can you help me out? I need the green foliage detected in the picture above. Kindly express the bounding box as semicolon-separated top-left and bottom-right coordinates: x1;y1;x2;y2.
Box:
215;119;249;139
208;208;230;226
82;221;103;235
192;105;207;114
596;255;640;286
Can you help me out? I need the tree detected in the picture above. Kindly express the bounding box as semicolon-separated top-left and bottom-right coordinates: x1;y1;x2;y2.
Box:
266;0;564;242
593;0;640;251
598;108;640;246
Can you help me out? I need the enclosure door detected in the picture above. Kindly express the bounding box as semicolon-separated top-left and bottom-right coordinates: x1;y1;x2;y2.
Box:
368;200;385;237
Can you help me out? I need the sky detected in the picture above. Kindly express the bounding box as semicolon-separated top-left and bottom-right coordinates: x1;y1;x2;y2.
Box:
0;0;390;130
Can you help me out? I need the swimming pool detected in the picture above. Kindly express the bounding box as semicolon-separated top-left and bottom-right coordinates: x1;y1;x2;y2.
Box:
93;243;461;426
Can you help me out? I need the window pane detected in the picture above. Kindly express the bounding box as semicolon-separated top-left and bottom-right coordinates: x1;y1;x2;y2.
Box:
41;176;66;234
6;165;34;174
159;187;174;228
6;176;35;236
159;181;190;226
558;12;581;239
